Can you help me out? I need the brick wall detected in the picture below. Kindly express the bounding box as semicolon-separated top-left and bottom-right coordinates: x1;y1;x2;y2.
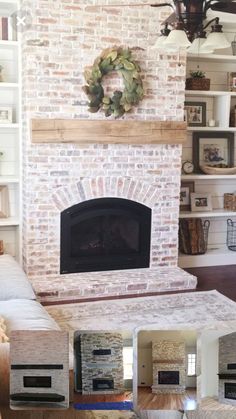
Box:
21;0;188;299
219;332;236;406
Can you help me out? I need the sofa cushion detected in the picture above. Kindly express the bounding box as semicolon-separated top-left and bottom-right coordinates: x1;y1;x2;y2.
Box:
0;254;35;301
0;299;60;332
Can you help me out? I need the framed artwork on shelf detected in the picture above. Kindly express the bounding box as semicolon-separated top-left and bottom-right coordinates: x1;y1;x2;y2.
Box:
184;101;206;127
0;185;10;218
228;72;236;92
180;181;195;211
0;106;13;124
191;192;212;212
0;240;3;255
192;131;235;173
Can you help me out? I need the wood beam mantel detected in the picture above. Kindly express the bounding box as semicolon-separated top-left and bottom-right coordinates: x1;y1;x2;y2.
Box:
31;119;187;145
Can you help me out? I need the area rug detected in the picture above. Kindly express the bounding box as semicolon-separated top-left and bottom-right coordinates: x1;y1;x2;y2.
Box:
46;290;236;332
74;401;133;410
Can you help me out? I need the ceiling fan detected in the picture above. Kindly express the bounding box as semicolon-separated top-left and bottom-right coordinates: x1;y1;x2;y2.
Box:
102;1;236;52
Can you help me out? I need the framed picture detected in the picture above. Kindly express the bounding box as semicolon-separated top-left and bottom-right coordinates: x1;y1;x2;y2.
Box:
180;181;195;211
0;185;10;218
228;72;236;92
184;101;206;127
191;192;212;212
193;131;235;173
0;107;13;124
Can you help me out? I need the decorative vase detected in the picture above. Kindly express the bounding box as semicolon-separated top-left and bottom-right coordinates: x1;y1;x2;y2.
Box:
186;78;210;91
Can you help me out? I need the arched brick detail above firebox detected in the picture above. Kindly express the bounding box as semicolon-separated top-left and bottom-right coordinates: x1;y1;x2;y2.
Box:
52;176;161;211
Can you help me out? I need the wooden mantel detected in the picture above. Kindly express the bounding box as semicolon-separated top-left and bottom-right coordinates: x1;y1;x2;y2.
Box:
31;119;186;145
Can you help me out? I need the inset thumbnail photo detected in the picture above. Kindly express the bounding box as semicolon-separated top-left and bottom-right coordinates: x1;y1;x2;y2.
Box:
137;329;198;411
73;330;133;410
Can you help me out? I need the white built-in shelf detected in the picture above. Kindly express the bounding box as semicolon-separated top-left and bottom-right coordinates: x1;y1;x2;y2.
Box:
185;90;235;97
187;54;236;63
187;127;236;132
179;245;236;268
180;209;236;219
0;40;19;48
0;123;19;129
0;0;18;14
0;82;18;89
0;217;19;226
181;174;236;180
0;175;19;184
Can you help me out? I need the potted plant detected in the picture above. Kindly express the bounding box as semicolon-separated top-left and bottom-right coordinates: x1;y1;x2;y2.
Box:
186;70;210;91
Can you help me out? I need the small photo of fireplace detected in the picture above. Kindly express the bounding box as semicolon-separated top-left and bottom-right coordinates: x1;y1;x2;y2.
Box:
137;329;198;411
200;329;236;410
73;330;133;410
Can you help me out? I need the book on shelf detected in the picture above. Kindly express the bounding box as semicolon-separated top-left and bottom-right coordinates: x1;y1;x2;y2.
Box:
0;17;17;41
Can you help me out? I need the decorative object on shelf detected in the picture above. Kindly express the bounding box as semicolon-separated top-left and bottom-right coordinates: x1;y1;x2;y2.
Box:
228;72;236;92
186;70;210;91
226;219;236;252
0;106;12;124
180;181;194;211
0;186;10;218
191;192;212;212
83;47;144;119
0;65;3;82
179;218;210;255
0;240;3;255
184;101;206;127
193;132;235;173
200;165;236;175
232;35;236;56
208;119;216;127
182;161;194;175
224;193;236;212
230;105;236;127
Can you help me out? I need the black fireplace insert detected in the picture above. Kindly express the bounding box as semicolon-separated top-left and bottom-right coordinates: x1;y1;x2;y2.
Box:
93;378;114;391
225;383;236;400
158;371;179;385
60;198;151;274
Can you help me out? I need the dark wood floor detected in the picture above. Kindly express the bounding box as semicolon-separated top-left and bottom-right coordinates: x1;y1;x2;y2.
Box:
138;386;197;411
187;265;236;302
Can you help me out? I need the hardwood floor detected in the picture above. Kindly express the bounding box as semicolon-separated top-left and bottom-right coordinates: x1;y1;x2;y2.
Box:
187;265;236;302
73;391;132;403
137;386;197;411
201;396;236;411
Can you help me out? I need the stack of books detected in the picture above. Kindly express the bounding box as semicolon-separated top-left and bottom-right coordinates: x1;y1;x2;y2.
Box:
0;17;17;41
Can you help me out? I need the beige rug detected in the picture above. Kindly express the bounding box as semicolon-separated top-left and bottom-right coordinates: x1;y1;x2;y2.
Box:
46;290;236;333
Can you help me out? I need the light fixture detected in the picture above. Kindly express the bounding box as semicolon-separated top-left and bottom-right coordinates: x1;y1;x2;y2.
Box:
153;23;170;47
163;22;192;49
201;18;231;50
188;28;214;54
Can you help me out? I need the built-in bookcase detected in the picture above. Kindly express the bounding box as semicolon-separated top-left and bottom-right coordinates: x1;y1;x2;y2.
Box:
0;0;21;261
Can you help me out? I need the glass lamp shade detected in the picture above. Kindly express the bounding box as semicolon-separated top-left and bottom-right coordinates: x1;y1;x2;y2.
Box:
164;29;192;48
153;35;168;48
188;38;214;54
202;32;231;50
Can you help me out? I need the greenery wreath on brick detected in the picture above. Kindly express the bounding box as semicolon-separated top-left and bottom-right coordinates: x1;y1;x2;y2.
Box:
83;47;144;118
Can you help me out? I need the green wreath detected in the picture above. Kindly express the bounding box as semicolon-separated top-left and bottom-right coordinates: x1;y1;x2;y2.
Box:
83;47;144;119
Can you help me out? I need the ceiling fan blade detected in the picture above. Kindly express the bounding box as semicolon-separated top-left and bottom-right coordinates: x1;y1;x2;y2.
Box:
210;2;236;13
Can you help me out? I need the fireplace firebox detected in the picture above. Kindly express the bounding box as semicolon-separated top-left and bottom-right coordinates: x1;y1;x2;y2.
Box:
158;371;179;385
93;378;114;391
60;198;151;274
225;383;236;400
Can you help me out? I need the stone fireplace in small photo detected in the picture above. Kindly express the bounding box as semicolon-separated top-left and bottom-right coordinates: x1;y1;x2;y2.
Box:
74;332;125;395
218;332;236;406
152;340;186;394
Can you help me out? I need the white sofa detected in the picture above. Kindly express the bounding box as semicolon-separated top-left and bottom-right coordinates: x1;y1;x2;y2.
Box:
0;254;60;405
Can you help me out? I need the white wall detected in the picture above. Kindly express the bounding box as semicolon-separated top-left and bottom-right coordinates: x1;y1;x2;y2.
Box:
138;348;153;387
201;331;220;398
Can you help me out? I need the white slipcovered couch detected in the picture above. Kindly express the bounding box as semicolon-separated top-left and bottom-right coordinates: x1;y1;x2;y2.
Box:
0;254;60;405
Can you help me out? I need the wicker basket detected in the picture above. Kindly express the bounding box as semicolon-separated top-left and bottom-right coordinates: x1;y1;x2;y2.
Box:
224;194;236;211
227;219;236;251
186;78;210;91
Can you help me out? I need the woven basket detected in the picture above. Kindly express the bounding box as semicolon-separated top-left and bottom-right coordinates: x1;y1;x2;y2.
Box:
186;78;210;91
224;194;236;211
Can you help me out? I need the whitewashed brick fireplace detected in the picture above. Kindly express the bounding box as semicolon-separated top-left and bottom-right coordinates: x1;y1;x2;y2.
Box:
21;0;197;301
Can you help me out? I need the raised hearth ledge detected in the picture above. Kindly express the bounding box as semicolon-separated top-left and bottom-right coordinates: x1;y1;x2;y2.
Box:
31;120;187;144
35;267;197;304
